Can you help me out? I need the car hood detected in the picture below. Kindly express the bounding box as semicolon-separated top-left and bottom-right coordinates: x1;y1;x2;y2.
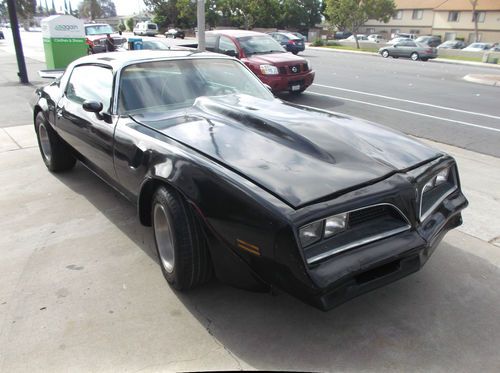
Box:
133;95;441;208
243;52;305;65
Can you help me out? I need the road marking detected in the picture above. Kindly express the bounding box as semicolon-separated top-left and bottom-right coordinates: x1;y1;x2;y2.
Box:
306;91;500;134
312;83;500;121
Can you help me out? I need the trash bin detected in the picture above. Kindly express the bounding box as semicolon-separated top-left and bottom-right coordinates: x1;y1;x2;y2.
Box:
128;38;143;50
41;15;87;69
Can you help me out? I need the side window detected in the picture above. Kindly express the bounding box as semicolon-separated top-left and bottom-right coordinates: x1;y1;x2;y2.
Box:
66;65;114;112
218;36;238;56
205;34;217;52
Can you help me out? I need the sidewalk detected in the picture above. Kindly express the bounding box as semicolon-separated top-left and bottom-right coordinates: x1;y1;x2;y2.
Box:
0;50;46;128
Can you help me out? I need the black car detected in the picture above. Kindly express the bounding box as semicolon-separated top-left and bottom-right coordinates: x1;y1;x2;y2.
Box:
334;31;352;40
165;28;185;39
268;31;305;55
437;40;466;49
31;51;467;310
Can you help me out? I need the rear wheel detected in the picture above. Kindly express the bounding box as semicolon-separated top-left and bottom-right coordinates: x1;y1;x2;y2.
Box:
152;186;212;290
292;51;299;55
411;52;420;61
421;57;429;61
381;50;389;58
35;112;76;172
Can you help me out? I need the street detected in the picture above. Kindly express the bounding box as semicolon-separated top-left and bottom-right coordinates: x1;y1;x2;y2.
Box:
1;30;500;372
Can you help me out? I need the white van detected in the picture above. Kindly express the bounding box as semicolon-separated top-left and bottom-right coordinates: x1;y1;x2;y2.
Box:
133;22;158;37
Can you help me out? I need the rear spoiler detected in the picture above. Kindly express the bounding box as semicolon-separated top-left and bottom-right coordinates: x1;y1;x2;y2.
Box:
38;69;65;79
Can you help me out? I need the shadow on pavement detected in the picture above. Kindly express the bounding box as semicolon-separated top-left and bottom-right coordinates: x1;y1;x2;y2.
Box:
277;90;344;111
55;162;500;371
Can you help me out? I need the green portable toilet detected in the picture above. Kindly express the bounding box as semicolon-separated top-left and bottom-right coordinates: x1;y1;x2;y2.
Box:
41;15;87;69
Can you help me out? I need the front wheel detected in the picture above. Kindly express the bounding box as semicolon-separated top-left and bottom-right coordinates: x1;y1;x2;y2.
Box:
411;52;420;61
35;112;76;172
152;186;212;290
381;50;389;58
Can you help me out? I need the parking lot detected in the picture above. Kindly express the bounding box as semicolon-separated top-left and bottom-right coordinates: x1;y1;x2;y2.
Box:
1;31;500;371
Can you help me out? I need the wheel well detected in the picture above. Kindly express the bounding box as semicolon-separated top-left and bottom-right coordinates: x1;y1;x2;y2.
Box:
33;105;42;124
138;178;180;226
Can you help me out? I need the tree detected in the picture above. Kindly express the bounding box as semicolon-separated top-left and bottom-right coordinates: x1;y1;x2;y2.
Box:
470;0;479;43
324;0;395;49
78;0;103;20
50;0;56;15
279;0;322;29
99;0;117;18
125;17;135;31
7;0;37;28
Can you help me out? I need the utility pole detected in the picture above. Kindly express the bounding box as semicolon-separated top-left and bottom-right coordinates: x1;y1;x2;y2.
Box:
197;0;205;51
6;0;29;84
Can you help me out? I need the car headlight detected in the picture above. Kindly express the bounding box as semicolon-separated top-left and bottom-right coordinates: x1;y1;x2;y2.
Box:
260;64;279;75
423;167;451;193
299;221;323;247
324;213;347;238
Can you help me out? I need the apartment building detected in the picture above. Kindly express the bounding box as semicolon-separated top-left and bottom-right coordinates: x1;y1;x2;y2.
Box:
363;0;500;43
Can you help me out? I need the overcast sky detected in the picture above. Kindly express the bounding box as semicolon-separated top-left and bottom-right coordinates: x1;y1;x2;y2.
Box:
48;0;146;17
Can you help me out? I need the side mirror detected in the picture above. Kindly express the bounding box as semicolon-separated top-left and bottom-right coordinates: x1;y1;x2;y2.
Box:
223;50;238;58
83;100;103;113
393;44;399;48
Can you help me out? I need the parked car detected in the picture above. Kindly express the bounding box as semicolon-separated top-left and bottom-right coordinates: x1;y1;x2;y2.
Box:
165;28;185;39
341;34;369;42
31;50;467;310
415;35;442;47
206;30;314;93
393;32;417;40
490;44;500;52
387;37;410;45
368;34;385;43
334;31;352;40
437;40;466;49
379;40;437;61
84;23;127;54
268;31;305;55
137;40;169;50
463;42;493;52
133;22;159;37
290;31;307;42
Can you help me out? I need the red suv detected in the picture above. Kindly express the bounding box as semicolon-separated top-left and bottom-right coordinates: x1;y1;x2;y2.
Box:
205;30;315;94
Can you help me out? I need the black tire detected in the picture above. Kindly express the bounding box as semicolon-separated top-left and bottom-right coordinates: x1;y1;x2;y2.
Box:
289;88;305;95
392;56;399;59
411;52;420;61
421;57;428;61
34;112;76;172
152;186;212;290
292;50;299;55
381;49;389;58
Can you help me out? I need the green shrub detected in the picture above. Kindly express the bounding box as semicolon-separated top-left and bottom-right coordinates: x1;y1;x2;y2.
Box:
326;41;340;46
312;38;325;46
118;22;126;32
126;17;135;31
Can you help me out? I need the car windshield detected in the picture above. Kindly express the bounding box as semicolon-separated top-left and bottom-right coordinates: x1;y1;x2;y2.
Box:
237;35;284;56
119;58;274;114
85;24;114;35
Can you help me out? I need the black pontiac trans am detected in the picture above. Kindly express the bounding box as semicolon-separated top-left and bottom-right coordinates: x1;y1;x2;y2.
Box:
31;50;468;310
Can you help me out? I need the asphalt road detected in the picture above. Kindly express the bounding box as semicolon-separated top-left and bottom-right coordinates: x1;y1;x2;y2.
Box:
282;48;500;158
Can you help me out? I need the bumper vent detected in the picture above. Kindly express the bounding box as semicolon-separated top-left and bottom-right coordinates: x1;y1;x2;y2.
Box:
419;166;458;222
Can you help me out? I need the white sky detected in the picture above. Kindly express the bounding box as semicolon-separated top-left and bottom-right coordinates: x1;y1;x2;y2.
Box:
47;0;146;17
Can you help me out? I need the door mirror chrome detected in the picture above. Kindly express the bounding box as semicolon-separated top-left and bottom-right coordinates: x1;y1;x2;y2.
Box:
82;100;103;113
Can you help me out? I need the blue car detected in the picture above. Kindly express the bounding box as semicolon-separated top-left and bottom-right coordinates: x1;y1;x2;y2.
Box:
268;31;305;55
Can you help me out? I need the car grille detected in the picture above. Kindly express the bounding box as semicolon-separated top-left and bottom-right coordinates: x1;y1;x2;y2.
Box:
278;63;309;75
304;204;411;265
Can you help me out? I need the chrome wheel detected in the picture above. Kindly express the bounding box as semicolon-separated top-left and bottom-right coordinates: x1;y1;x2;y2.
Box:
381;50;389;58
411;52;419;61
154;203;175;274
38;123;52;162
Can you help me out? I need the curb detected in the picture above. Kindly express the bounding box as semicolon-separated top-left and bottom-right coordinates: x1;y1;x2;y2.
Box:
463;74;500;87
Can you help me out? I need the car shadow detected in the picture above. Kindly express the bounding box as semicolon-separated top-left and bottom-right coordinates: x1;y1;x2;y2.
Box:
54;163;500;371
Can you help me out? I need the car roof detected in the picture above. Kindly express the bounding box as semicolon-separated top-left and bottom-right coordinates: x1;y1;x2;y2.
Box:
70;50;232;71
207;29;268;38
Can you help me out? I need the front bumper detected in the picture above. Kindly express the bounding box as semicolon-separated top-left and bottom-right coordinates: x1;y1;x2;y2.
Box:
260;70;315;93
303;187;467;310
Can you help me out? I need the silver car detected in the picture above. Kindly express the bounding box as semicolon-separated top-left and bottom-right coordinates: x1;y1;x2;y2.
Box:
379;40;437;61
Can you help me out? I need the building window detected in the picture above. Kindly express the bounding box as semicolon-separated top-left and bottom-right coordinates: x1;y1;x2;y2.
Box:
444;32;456;41
412;10;423;20
393;10;403;20
472;11;486;23
409;29;421;35
448;11;460;22
366;28;375;34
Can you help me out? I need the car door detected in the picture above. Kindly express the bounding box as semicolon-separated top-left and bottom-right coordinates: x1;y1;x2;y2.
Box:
56;64;117;181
